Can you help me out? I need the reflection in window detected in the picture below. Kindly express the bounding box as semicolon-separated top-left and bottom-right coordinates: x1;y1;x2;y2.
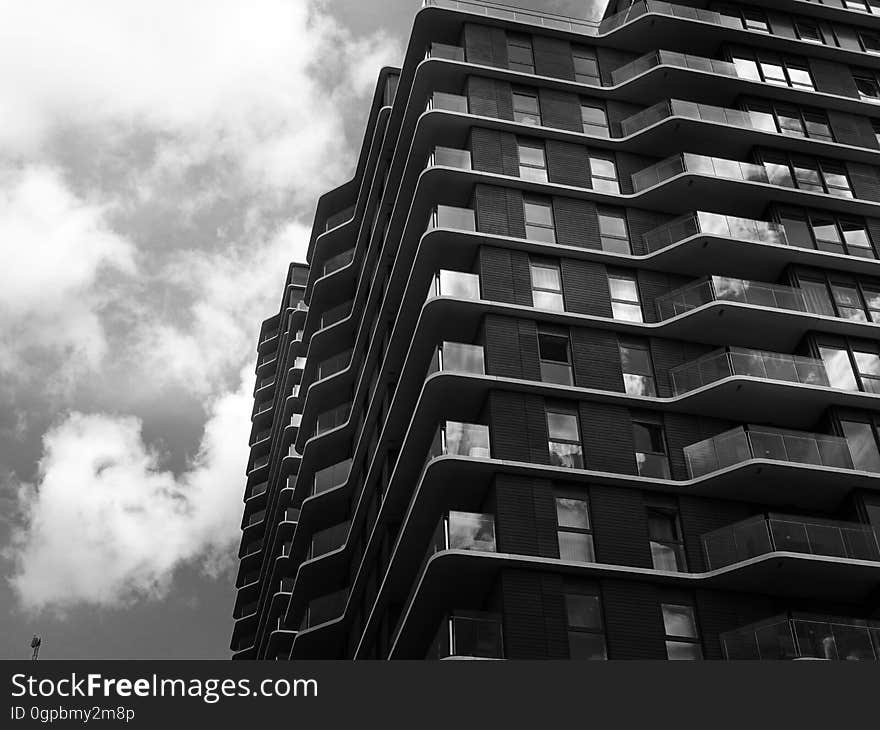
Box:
607;270;643;322
589;151;620;194
662;603;703;660
566;592;607;660
581;102;609;136
507;33;534;74
633;418;671;479
530;258;565;311
842;420;880;472
513;88;541;125
524;196;556;242
647;496;686;572
538;327;574;385
555;494;594;562
517;139;548;182
573;46;600;85
819;345;859;391
546;406;584;468
598;209;630;253
619;337;656;396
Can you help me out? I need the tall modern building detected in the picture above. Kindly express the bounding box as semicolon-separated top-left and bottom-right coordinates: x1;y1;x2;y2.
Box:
232;0;880;661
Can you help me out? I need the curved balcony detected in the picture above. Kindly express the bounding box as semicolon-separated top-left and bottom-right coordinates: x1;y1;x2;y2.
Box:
427;612;504;660
721;613;880;660
308;521;351;561
299;587;349;632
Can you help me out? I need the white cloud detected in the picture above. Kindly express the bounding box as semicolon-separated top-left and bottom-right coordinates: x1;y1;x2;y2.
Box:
0;164;136;382
6;366;254;611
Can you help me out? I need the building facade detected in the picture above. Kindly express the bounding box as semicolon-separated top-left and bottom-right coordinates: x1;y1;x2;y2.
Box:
232;0;880;660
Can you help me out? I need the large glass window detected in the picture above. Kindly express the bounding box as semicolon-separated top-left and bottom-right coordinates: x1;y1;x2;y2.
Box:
662;603;703;660
855;350;880;393
742;9;769;32
589;151;620;194
513;88;541;125
819;345;859;391
619;337;656;396
572;46;600;85
524;196;556;242
633;418;671;478
566;592;607;659
732;51;814;90
507;33;535;74
842;420;880;472
607;270;643;322
647;496;686;572
795;20;824;44
530;258;565;311
517;139;548;182
555;493;595;562
853;71;880;102
581;102;609;137
538;327;574;385
546;406;584;468
747;102;832;141
598;208;630;253
760;152;852;197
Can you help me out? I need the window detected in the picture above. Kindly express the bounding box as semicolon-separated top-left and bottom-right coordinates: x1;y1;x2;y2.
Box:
581;102;609;137
607;270;643;322
794;20;823;44
855;350;880;393
819;160;854;198
832;282;868;321
633;417;671;478
530;258;564;311
760;152;853;197
523;196;556;242
647;495;686;571
662;603;703;660
512;88;541;125
746;102;833;141
854;71;880;102
861;31;880;54
507;33;534;74
619;337;656;396
555;493;594;562
588;151;620;193
800;278;836;316
819;345;859;391
742;9;769;32
807;278;880;322
517;139;547;181
538;327;573;385
874;120;880;147
598;208;630;253
777;209;875;258
842;420;880;471
546;406;584;468
732;51;814;90
573;46;600;84
565;591;607;659
819;341;880;394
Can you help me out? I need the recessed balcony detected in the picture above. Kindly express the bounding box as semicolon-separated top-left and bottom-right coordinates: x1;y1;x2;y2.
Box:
426;90;468;114
428;421;491;461
721;613;880;660
684;425;854;480
319;300;352;331
300;587;348;631
425;41;465;62
428;146;472;170
308;521;351;560
242;508;266;529
321;248;354;278
426;612;504;660
427;342;485;377
426;205;476;234
703;514;880;571
246;481;268;501
313;458;352;497
426;269;481;300
428;511;497;556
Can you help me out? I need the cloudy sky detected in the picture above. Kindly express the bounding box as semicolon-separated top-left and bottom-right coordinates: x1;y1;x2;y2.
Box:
0;0;603;659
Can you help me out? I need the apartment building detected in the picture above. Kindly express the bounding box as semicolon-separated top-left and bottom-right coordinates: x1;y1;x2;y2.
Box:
232;0;880;661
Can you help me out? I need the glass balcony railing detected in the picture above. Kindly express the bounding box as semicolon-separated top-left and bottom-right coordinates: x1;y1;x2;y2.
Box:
655;275;808;321
281;508;299;524
254;400;273;416
429;146;472;170
703;514;880;570
258;353;277;368
247;481;268;500
244;508;266;527
427;269;481;300
427;342;486;377
426;42;465;62
427;612;504;659
426;91;469;114
324;205;354;233
422;0;599;34
427;205;476;232
309;521;350;559
317;349;352;380
721;613;880;660
683;425;855;479
251;428;271;445
669;347;829;396
322;248;354;277
622;98;775;138
601;0;742;33
315;402;351;436
642;211;788;254
611;50;742;87
632;152;769;193
301;587;348;630
260;328;279;344
313;458;352;496
256;375;275;390
278;578;295;594
319;300;352;330
250;454;270;471
429;421;491;460
429;511;497;556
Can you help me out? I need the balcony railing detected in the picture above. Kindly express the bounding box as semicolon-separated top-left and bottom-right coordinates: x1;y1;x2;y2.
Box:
247;481;268;500
427;612;504;659
250;454;270;471
242;539;263;558
611;50;742;87
260;328;279;344
301;587;348;630
319;300;352;330
684;425;855;479
427;269;481;300
427;342;486;377
278;577;295;594
315;402;351;436
281;508;300;524
622;98;778;138
703;514;880;570
721;613;880;660
669;347;829;396
238;569;260;587
428;146;472;170
427;205;476;232
253;400;273;417
317;349;352;380
655;275;809;321
426;42;465;62
256;375;275;390
429;421;491;460
426;91;469;114
251;428;271;445
632;152;769;193
322;248;354;277
601;0;742;33
429;511;497;557
257;353;277;368
309;521;351;559
422;0;599;34
324;205;354;233
313;458;352;496
642;211;788;254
